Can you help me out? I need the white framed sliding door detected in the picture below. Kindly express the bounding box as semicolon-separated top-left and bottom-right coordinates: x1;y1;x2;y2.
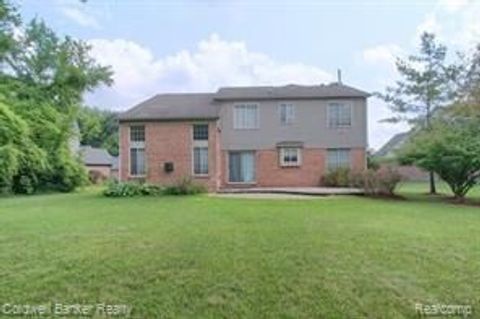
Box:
228;151;255;183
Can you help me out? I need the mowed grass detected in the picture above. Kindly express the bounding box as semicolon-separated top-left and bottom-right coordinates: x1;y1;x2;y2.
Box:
399;181;480;200
1;188;480;318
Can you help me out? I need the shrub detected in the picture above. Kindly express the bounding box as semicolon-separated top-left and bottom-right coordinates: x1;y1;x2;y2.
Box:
103;181;162;197
12;174;37;195
375;167;403;195
321;168;351;187
355;167;402;196
163;177;207;195
88;170;107;184
103;177;206;197
140;183;163;196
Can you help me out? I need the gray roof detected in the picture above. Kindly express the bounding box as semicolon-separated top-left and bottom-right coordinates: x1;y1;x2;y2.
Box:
375;132;410;158
80;146;113;166
119;83;370;121
118;93;218;121
215;83;370;100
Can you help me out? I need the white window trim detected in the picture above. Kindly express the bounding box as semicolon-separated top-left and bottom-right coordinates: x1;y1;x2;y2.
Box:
327;101;353;129
227;150;257;184
233;103;260;130
279;102;295;125
191;123;209;177
128;125;146;178
279;147;302;167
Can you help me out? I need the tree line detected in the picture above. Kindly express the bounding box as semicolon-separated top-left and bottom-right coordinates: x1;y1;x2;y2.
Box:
0;0;113;194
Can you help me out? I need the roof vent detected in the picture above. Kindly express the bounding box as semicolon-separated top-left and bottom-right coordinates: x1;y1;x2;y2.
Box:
337;69;342;84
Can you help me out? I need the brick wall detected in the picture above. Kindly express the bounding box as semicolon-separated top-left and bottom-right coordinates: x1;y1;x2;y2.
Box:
350;147;367;172
119;120;366;191
119;121;219;191
220;147;367;188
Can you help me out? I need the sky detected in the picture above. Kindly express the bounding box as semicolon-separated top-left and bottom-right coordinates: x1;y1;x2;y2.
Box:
18;0;480;149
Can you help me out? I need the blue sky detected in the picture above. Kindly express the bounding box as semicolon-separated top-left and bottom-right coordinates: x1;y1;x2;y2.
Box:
19;0;480;149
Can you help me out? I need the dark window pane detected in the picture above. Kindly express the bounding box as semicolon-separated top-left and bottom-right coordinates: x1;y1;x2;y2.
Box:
130;125;145;142
229;151;255;182
193;147;208;175
130;147;145;175
229;152;242;182
193;124;209;140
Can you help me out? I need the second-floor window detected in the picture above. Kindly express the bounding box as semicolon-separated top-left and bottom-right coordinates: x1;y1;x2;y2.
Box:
130;125;145;142
193;124;209;140
234;104;259;129
279;103;295;125
328;102;352;128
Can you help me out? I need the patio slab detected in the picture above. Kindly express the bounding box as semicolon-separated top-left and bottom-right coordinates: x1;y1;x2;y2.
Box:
218;187;364;196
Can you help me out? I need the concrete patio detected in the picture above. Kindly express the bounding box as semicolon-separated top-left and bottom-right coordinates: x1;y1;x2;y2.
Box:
218;187;364;196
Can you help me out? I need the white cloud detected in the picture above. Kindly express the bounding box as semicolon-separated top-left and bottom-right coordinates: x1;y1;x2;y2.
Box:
85;34;333;109
362;44;403;70
416;0;480;49
57;0;101;29
360;0;480;149
439;0;470;12
415;12;442;41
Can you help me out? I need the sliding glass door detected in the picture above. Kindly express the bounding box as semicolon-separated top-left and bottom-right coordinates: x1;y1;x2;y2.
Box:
229;151;255;183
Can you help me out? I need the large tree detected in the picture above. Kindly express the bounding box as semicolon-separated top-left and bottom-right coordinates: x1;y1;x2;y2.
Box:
0;0;113;193
378;32;461;194
400;45;480;199
400;111;480;200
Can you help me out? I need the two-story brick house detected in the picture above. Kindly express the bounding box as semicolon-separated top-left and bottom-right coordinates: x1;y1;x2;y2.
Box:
118;82;370;191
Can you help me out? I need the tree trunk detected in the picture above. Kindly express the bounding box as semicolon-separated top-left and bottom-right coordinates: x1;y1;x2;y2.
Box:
429;171;436;194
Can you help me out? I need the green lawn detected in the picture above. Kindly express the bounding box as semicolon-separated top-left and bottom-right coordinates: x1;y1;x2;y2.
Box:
399;180;480;197
1;188;479;318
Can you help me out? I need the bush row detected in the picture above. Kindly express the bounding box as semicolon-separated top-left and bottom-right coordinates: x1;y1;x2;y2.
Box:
321;167;402;196
103;177;207;197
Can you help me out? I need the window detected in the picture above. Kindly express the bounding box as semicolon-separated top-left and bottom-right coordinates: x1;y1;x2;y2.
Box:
280;148;301;167
129;125;145;176
130;148;146;176
192;124;208;175
193;124;209;140
229;151;255;183
328;102;352;128
193;147;208;175
279;103;295;125
234;104;259;129
130;125;145;142
327;149;350;171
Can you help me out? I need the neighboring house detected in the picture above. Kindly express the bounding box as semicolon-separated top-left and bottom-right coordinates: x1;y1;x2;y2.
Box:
118;82;370;191
80;146;117;180
110;156;119;180
375;131;410;159
375;131;428;181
